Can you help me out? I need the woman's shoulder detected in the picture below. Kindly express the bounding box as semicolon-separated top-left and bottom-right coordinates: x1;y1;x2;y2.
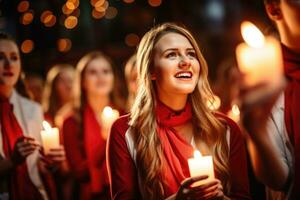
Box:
112;114;130;134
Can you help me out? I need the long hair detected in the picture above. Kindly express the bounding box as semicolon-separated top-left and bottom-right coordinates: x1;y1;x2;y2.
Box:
129;23;230;199
42;64;74;118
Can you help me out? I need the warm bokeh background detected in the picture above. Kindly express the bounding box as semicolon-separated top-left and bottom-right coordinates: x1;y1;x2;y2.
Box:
1;0;270;81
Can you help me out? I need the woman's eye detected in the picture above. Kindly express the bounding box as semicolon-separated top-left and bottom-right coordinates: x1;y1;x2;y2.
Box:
11;55;18;61
87;69;97;75
166;52;177;58
187;51;196;58
103;68;112;74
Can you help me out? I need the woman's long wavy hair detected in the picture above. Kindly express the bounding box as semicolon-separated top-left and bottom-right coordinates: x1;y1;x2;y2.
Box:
42;64;74;118
129;23;230;199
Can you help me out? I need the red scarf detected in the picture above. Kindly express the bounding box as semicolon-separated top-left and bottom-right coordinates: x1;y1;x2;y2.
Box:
83;104;109;195
155;100;194;197
282;44;300;198
0;97;43;200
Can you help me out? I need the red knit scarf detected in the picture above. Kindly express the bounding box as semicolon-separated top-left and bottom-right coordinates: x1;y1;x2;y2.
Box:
155;100;194;197
83;104;109;195
0;97;43;200
282;44;300;198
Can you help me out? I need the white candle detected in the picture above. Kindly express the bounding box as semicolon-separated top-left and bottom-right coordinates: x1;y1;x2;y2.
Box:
41;121;60;155
227;104;240;123
206;95;221;111
101;106;120;129
236;21;283;104
188;150;215;186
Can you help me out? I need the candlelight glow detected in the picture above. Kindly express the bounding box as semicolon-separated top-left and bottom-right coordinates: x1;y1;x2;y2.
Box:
42;121;52;132
194;150;202;158
206;95;221;111
103;106;113;116
241;21;265;48
231;104;240;115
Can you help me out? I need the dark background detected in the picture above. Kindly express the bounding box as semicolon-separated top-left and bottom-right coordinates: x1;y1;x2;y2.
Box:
0;0;270;81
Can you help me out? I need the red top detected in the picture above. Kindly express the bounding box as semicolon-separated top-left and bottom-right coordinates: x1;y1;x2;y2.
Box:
62;104;111;200
283;44;300;199
107;110;250;200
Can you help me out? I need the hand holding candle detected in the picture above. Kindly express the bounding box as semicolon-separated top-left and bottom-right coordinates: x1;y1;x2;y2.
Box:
188;150;214;186
41;121;60;155
236;21;284;105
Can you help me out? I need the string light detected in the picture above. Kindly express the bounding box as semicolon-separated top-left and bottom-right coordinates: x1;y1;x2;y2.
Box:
57;38;72;52
148;0;162;7
105;6;118;19
17;1;30;13
21;39;34;53
21;11;34;25
64;16;78;29
125;33;139;47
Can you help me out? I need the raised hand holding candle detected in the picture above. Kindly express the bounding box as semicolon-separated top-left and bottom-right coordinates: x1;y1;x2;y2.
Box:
41;121;60;155
236;21;284;105
188;150;214;186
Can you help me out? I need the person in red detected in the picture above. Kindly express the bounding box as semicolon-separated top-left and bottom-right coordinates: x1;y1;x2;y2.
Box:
239;0;300;199
0;33;66;200
62;51;123;200
107;23;251;200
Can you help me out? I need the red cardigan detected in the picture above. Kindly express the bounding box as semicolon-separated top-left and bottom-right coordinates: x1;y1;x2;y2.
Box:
107;114;251;200
62;105;111;200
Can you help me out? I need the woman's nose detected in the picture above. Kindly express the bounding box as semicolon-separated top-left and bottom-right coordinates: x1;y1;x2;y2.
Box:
179;55;191;69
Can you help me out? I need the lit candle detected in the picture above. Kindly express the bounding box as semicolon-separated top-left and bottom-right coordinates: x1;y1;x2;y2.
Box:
227;104;240;123
41;121;60;155
101;106;120;129
206;95;221;111
236;21;283;104
188;150;215;186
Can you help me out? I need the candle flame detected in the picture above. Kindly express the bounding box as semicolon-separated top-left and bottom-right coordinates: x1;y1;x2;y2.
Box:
231;104;240;115
241;21;265;48
102;106;113;117
42;121;52;132
194;150;202;158
206;95;221;111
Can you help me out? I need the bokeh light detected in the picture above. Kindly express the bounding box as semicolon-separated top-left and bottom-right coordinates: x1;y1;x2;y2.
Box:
125;33;140;47
148;0;162;7
57;38;72;52
21;39;34;53
123;0;135;3
17;1;30;13
105;7;118;19
21;11;34;25
64;16;78;29
92;9;105;19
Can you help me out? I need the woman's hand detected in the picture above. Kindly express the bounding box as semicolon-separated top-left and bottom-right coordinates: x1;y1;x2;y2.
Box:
40;145;66;171
174;176;224;200
11;136;40;165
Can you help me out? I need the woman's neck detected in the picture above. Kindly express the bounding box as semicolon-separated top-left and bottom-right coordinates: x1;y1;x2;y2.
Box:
86;94;110;113
0;85;13;99
158;94;188;111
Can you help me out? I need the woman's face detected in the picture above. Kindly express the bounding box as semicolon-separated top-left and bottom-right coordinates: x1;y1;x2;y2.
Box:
0;39;21;89
55;69;74;104
280;0;300;38
152;32;200;101
83;57;114;97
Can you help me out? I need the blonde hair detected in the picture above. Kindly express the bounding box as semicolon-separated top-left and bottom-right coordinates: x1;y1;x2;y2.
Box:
42;64;74;118
129;23;230;199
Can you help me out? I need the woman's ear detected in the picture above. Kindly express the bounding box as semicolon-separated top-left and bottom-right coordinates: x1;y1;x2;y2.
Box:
265;2;283;21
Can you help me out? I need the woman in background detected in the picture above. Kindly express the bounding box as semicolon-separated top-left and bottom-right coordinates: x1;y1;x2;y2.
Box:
62;51;122;200
43;64;74;127
0;33;65;200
